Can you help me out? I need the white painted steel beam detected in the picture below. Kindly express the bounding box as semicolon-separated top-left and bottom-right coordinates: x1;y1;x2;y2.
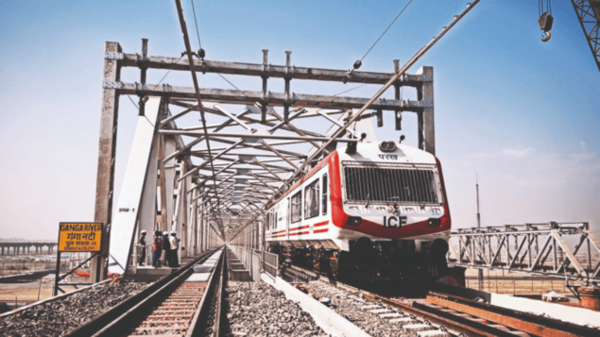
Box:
108;97;162;274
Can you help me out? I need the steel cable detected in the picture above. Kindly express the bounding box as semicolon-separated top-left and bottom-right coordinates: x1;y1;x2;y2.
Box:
358;0;414;64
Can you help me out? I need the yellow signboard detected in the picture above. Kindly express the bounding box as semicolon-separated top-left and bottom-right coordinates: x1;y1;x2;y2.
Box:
58;222;103;252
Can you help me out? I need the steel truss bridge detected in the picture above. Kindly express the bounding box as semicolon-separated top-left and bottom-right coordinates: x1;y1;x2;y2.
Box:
85;0;598;287
449;222;600;284
96;37;437;279
91;0;482;279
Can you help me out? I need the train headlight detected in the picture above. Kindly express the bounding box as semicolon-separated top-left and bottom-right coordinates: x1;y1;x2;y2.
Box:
427;218;441;227
379;141;397;152
347;216;362;226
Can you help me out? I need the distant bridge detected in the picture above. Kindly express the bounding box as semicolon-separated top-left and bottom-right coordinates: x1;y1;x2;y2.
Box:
0;242;57;255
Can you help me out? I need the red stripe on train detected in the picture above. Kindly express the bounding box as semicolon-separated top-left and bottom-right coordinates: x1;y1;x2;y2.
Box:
313;228;329;234
289;231;310;236
290;225;310;231
313;221;329;228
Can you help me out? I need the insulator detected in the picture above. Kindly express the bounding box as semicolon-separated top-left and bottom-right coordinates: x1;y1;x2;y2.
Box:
198;48;206;59
353;60;362;70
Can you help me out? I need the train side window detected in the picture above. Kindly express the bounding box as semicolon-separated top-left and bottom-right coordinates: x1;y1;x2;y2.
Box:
322;173;328;215
266;212;270;230
291;191;302;223
304;179;320;219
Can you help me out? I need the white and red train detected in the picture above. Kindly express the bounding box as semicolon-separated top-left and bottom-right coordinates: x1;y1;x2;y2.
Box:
265;140;451;282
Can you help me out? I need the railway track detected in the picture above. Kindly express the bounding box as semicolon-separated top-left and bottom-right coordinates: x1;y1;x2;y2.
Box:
65;247;226;337
284;265;600;337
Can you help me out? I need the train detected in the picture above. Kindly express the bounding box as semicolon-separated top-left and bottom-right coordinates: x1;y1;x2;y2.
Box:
265;139;451;283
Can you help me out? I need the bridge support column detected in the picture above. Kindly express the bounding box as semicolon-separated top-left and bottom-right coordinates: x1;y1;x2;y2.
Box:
92;41;122;282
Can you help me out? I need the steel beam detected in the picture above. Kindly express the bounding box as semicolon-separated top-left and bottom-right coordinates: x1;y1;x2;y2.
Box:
159;130;359;143
102;82;425;111
111;52;432;85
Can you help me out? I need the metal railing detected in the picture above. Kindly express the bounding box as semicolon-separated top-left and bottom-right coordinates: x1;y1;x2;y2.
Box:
228;245;278;280
261;251;278;279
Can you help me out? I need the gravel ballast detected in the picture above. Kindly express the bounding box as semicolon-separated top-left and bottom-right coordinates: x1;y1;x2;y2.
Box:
0;281;147;337
223;281;330;337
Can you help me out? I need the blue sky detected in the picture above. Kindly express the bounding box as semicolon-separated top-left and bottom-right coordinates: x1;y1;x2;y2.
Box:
1;0;598;240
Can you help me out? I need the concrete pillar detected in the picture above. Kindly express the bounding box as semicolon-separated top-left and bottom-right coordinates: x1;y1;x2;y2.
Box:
416;66;435;155
92;41;122;282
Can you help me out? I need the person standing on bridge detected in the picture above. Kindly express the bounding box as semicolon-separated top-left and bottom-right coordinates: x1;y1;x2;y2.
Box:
152;229;162;268
169;232;180;267
162;231;171;267
138;230;147;266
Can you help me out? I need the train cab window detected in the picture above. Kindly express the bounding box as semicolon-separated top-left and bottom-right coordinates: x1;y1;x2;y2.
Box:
291;191;302;223
322;174;328;215
304;179;320;219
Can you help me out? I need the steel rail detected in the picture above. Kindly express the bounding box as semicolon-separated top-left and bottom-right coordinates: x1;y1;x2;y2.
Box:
192;247;226;337
64;248;220;337
425;291;600;337
185;249;226;337
283;264;600;337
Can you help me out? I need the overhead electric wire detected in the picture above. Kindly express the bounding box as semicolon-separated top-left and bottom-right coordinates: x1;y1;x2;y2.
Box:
358;0;414;64
189;0;249;101
190;0;202;49
127;95;139;109
152;56;184;91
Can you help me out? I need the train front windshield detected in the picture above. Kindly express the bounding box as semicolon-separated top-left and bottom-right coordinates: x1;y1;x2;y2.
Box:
342;162;442;204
